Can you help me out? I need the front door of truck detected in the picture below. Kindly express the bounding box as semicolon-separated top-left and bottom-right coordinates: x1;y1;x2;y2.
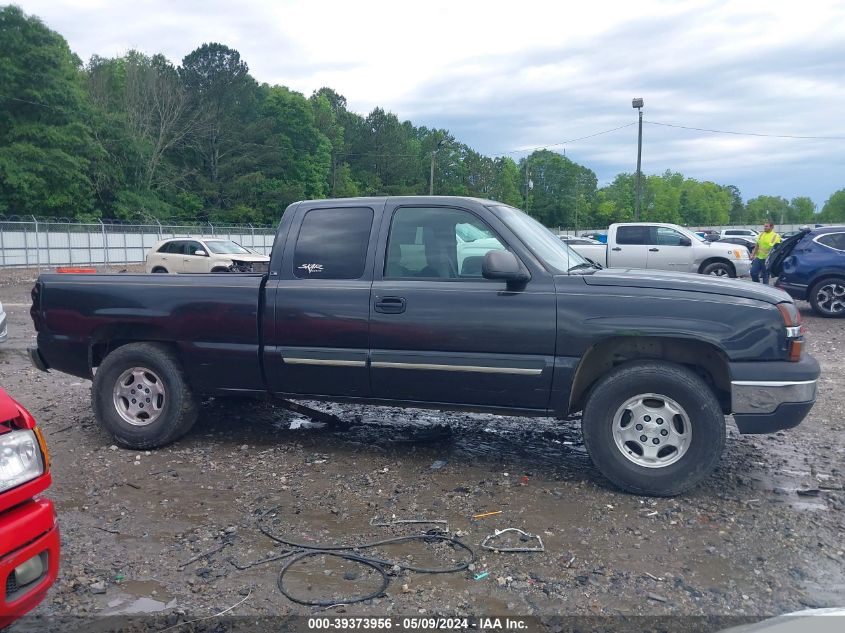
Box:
369;203;556;410
646;227;694;272
264;203;380;398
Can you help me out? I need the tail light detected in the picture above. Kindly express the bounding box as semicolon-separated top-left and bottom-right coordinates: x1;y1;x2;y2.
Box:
776;302;804;361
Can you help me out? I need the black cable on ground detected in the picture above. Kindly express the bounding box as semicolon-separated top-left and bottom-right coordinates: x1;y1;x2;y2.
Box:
254;507;476;606
277;551;391;606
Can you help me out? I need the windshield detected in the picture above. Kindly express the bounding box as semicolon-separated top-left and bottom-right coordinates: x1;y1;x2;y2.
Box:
489;205;591;273
204;240;251;255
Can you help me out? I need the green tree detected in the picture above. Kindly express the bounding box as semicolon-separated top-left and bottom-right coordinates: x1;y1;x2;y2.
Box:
0;6;99;217
788;196;816;224
745;195;790;224
180;43;256;211
819;189;845;223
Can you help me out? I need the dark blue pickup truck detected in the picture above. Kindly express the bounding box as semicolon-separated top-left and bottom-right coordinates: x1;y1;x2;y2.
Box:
29;197;819;496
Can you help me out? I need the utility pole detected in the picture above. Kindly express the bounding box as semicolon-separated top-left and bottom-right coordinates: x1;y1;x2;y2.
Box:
632;98;644;221
429;139;445;195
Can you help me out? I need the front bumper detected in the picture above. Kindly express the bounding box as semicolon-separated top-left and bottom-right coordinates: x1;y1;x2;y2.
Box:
0;499;60;628
734;258;752;277
730;355;820;434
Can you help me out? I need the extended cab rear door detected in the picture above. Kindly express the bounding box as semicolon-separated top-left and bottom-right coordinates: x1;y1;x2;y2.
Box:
609;226;651;268
263;201;384;398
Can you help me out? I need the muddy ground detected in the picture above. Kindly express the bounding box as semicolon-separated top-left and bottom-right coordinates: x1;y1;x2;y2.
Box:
1;267;843;632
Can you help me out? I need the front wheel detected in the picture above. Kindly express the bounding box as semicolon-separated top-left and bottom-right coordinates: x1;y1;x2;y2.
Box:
809;277;845;317
581;361;725;496
702;261;734;277
92;343;199;449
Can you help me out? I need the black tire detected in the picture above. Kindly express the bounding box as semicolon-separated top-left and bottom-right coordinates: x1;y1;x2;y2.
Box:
701;261;735;278
210;266;230;273
92;343;199;449
581;361;725;496
151;267;168;273
808;277;845;318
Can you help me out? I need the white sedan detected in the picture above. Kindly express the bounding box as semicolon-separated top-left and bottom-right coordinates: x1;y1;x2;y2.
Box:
145;238;270;274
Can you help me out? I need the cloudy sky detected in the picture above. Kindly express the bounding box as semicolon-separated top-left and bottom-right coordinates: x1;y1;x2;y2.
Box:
19;0;845;207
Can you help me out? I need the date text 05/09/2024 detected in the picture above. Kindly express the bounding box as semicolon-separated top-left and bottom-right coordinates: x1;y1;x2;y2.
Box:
307;617;529;630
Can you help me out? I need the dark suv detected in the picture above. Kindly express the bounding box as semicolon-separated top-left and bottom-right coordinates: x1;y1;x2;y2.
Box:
770;226;845;317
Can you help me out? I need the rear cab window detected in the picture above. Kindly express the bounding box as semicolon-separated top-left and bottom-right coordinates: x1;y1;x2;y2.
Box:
616;226;650;245
293;207;374;279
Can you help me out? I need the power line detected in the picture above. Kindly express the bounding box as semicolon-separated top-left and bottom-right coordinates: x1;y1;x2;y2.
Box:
645;119;845;140
500;122;637;155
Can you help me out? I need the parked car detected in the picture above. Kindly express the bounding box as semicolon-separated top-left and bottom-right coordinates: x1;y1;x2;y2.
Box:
568;222;751;277
0;389;59;628
144;238;270;274
718;235;756;254
720;228;759;239
770;227;845;317
30;196;818;496
0;301;6;344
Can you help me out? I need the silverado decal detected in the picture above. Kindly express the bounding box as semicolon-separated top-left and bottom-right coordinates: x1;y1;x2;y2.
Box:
298;263;324;274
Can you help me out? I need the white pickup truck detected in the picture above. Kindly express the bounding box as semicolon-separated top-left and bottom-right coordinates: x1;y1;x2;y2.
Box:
570;222;752;277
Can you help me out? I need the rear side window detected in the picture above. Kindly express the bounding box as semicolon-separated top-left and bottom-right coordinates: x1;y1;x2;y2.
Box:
816;232;845;251
158;241;180;253
616;226;650;245
293;207;374;279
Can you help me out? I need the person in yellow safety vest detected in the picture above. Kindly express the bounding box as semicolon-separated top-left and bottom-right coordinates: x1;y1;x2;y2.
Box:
750;222;782;284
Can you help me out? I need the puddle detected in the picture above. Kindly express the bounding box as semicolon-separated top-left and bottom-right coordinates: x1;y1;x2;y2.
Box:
98;579;176;615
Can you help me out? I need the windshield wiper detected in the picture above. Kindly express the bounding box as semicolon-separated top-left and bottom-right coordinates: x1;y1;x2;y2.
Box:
567;262;596;273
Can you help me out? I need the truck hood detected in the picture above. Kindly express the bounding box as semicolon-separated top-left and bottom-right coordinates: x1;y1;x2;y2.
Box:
582;268;791;305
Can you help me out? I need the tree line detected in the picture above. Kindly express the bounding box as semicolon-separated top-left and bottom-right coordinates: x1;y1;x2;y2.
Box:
2;5;844;228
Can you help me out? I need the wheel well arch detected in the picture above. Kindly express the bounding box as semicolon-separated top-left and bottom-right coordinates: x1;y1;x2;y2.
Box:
808;271;845;290
89;328;179;371
210;265;230;272
151;265;168;272
568;336;732;415
697;258;735;275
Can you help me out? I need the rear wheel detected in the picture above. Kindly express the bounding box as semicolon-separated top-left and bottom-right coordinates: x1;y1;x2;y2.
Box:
151;266;168;273
92;343;198;449
809;277;845;317
581;361;725;496
702;261;734;277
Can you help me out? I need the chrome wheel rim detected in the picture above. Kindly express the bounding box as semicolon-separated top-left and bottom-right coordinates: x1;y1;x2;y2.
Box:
816;282;845;315
611;393;692;468
709;267;728;276
113;367;166;426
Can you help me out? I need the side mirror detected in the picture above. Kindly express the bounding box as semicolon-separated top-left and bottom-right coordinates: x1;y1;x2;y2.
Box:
679;237;692;246
482;250;529;286
194;250;207;256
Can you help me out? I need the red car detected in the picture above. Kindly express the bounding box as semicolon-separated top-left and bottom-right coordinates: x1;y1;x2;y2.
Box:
0;389;59;629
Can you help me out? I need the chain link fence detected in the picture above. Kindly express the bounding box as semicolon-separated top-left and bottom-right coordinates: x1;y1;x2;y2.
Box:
0;216;277;268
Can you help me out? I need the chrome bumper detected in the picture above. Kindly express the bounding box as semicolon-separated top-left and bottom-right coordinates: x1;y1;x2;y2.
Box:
734;259;752;277
731;379;817;415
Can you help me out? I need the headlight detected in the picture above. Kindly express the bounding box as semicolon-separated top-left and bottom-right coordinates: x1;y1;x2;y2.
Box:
0;429;44;493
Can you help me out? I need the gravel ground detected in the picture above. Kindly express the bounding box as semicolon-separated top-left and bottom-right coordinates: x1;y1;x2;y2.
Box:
1;267;843;631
